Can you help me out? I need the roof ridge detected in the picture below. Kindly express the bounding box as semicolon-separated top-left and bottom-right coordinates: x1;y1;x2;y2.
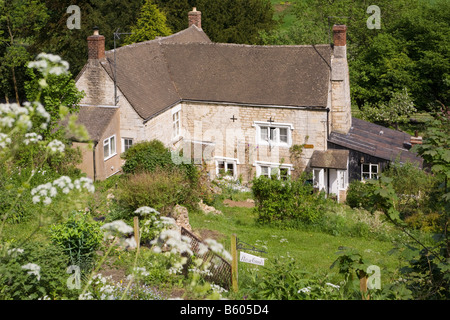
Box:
159;42;332;49
105;25;211;54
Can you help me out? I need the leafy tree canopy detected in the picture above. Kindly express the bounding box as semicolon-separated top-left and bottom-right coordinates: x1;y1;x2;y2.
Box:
262;0;450;113
155;0;276;44
122;0;172;45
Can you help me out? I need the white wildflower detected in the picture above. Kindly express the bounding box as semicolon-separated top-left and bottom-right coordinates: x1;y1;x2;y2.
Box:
21;263;41;281
47;139;65;153
78;292;94;300
133;267;150;277
101;220;134;236
204;238;232;261
7;248;24;256
32;195;40;204
43;197;52;205
0;133;11;148
298;287;311;293
23;132;43;145
134;206;159;216
326;283;340;290
49;66;65;76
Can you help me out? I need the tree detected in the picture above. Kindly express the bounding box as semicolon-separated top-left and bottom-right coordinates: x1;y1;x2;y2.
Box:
0;0;48;103
24;53;85;139
122;0;171;45
263;0;450;113
33;0;145;79
362;88;417;129
156;0;276;44
412;104;450;202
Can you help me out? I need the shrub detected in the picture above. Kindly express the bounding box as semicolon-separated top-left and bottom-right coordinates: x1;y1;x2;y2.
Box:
345;180;378;210
0;241;79;300
117;168;199;216
383;161;437;219
251;173;324;224
49;211;103;271
121;140;198;183
243;257;343;300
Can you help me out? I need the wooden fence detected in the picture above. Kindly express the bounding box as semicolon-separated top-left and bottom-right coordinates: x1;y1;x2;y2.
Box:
180;227;232;290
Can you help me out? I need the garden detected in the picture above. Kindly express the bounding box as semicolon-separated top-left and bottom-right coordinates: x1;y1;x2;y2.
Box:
0;54;448;301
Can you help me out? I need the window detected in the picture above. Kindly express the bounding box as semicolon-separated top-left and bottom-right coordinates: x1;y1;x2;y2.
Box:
173;111;180;138
260;166;270;177
362;163;379;180
337;169;347;189
122;138;133;152
279;167;289;180
103;135;116;160
313;168;325;191
256;162;292;180
216;157;238;178
254;121;293;147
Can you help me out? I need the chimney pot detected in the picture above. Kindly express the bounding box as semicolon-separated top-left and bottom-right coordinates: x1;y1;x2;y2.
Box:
87;27;105;60
188;7;201;29
333;24;347;46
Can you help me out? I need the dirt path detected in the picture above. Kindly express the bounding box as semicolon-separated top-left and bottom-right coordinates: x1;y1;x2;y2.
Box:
223;199;255;208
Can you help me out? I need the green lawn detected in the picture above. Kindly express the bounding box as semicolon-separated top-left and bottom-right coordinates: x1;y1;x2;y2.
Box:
189;198;404;285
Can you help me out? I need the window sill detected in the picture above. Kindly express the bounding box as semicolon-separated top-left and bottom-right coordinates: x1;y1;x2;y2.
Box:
104;153;117;162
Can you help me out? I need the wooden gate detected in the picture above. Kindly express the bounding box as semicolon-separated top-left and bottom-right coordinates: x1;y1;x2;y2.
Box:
180;227;232;290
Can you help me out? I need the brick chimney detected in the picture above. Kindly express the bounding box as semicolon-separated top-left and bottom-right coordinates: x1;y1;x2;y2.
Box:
87;27;105;60
333;24;347;47
188;7;201;29
330;24;351;134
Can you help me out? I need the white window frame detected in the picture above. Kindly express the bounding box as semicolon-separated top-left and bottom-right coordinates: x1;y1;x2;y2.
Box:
313;168;326;191
103;135;116;161
172;105;181;140
253;121;293;147
255;161;293;180
215;157;239;179
361;163;379;180
337;169;348;190
121;137;133;153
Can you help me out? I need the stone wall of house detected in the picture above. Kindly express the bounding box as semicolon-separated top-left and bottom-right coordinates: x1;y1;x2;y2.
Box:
181;102;328;182
77;60;115;107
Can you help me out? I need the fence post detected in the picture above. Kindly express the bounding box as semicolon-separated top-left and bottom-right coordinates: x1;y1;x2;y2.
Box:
133;216;139;250
231;234;238;292
359;270;369;300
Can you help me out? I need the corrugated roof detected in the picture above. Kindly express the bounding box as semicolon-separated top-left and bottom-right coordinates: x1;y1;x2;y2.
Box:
329;117;423;165
310;149;349;169
99;25;332;120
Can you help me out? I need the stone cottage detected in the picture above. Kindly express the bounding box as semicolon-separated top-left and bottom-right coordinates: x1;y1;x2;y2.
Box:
73;8;421;201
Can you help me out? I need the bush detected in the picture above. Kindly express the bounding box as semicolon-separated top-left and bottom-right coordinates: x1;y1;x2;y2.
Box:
117;168;199;216
345;180;378;210
49;211;103;271
242;257;343;300
383;161;437;219
251;173;324;224
121;140;198;183
0;241;79;300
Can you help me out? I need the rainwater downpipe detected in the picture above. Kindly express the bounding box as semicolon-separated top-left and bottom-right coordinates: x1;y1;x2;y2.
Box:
93;141;98;182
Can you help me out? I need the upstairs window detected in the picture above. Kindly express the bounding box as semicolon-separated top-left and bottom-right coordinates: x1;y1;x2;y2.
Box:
254;121;293;147
173;111;180;138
